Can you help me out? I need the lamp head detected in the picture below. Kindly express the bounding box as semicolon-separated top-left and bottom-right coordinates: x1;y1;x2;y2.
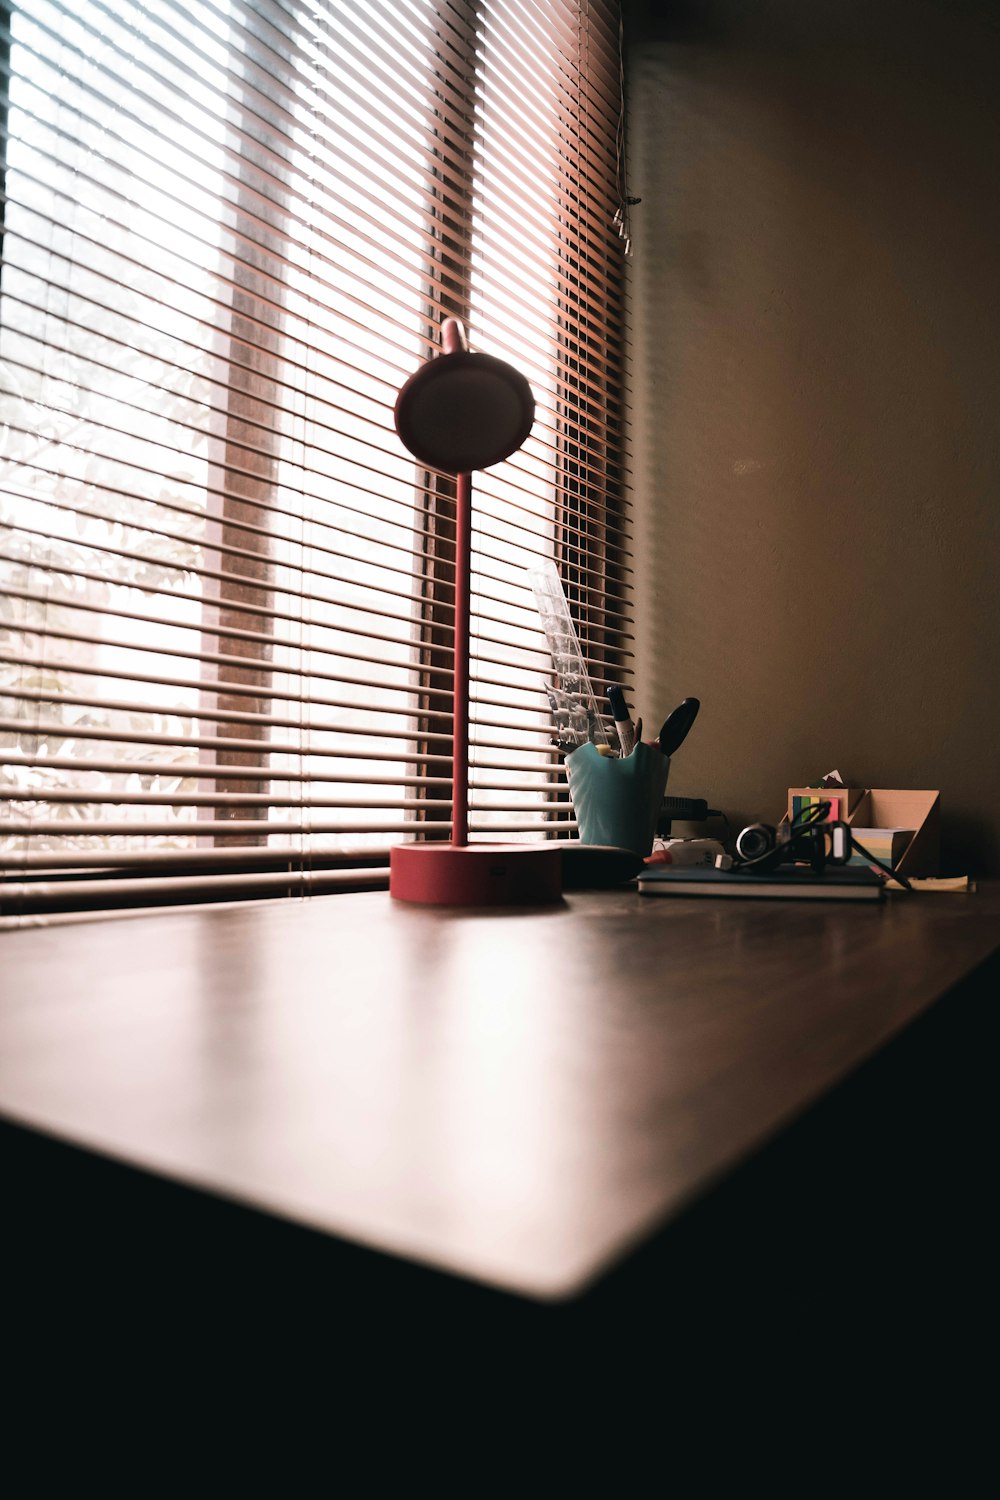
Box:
394;319;534;474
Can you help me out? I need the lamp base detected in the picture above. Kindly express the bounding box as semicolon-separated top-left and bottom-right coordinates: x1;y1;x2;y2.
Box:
389;842;562;907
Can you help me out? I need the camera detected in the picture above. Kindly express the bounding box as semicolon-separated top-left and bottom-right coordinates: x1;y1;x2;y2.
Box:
734;822;779;863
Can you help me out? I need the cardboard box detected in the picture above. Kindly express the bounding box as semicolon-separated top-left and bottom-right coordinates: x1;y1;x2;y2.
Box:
785;787;940;876
850;790;940;876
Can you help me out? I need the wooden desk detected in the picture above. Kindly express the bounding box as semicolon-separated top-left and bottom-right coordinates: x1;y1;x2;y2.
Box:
1;885;998;1304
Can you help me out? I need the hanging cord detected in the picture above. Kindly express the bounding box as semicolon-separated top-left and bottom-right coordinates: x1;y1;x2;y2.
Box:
613;4;641;255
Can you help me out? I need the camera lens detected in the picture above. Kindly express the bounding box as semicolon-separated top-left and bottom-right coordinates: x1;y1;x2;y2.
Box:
735;824;773;861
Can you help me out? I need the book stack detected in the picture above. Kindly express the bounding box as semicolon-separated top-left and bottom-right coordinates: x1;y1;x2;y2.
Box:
636;866;884;901
848;827;913;869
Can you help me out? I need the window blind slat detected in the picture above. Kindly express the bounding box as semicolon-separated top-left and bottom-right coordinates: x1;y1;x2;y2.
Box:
1;591;632;696
2;753;452;785
1;582;629;695
0;867;393;918
0;543;561;666
5;847;398;870
1;651;629;731
1;790;573;814
0;751;564;791
0;671;589;744
0;716;452;764
1;658;453;723
1;815;576;841
0;709;576;769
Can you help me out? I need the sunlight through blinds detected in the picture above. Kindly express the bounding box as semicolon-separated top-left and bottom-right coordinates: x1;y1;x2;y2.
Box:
0;0;631;916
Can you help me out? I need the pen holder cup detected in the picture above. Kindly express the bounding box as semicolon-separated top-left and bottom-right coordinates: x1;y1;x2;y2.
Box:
565;741;670;856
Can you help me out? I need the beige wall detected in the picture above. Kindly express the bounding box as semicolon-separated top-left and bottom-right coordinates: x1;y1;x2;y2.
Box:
625;0;1000;872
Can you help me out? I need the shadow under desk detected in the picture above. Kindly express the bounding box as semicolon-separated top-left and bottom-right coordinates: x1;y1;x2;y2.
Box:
2;884;998;1410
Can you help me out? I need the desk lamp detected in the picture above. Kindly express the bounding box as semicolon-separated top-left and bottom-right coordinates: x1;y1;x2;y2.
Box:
390;318;562;906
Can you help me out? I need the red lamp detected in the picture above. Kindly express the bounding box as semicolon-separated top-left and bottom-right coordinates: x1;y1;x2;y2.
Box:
389;318;563;906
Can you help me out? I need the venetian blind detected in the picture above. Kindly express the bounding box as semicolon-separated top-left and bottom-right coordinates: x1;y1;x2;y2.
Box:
0;0;631;917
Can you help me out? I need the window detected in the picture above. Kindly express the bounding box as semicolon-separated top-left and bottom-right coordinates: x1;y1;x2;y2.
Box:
0;0;630;918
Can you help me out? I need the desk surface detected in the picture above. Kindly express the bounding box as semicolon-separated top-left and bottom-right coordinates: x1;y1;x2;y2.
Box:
2;885;998;1299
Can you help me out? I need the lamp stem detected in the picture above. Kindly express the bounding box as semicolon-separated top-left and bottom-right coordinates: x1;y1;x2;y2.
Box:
452;469;471;847
441;317;467;355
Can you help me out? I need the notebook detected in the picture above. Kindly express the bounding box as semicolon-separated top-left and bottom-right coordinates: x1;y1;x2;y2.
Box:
636;865;885;901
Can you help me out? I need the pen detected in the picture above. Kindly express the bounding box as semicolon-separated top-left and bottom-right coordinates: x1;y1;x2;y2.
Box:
606;685;635;755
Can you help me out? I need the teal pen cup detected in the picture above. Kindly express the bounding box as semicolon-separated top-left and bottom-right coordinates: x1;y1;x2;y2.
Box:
565;741;670;856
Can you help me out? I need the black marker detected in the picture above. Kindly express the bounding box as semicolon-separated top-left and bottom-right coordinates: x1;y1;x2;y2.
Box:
606;685;635;755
